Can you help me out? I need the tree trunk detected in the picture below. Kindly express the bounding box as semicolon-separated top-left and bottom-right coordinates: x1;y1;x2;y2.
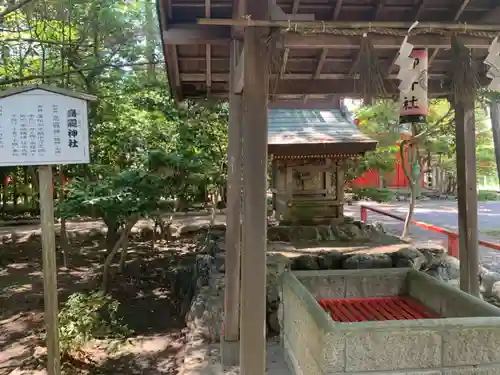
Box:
101;218;138;292
27;167;39;211
151;218;157;250
400;134;421;238
13;178;18;212
144;0;156;80
22;167;28;206
490;100;500;184
105;219;120;253
402;181;417;238
210;192;217;225
118;235;129;274
0;173;6;212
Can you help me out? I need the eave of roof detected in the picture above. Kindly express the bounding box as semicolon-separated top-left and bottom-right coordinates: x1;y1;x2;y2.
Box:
267;108;377;155
157;0;499;104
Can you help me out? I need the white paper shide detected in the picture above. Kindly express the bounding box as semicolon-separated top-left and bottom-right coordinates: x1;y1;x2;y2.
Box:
0;89;90;166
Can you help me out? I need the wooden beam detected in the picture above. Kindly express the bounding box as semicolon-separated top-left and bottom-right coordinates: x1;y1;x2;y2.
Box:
158;0;182;101
273;78;450;96
373;0;386;20
162;24;493;48
304;48;329;103
269;98;343;109
281;33;492;49
179;56;455;64
232;0;246;38
270;0;314;21
276;0;300;89
454;92;480;297
233;48;244;93
479;5;500;24
167;2;495;13
454;0;470;20
428;48;440;68
332;0;344;20
205;0;212;95
162;24;231;45
421;0;469;80
180;72;450;82
279;48;290;79
311;0;343;103
413;0;426;21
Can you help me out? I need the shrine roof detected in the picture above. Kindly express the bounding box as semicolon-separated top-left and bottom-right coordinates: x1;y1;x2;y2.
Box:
0;85;97;102
157;0;499;105
268;108;376;156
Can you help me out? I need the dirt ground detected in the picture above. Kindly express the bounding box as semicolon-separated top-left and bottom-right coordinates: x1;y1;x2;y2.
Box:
0;217;214;375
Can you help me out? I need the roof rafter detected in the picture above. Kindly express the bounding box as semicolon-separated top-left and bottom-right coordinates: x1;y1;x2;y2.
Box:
427;0;470;71
281;33;492;49
181;72;450;81
272;78;452;96
305;0;344;103
479;5;500;23
277;0;300;86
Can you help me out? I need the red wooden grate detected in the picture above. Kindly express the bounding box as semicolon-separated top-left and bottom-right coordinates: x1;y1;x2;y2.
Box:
318;296;439;322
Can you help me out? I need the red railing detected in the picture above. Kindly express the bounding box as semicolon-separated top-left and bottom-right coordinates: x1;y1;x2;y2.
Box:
360;204;500;257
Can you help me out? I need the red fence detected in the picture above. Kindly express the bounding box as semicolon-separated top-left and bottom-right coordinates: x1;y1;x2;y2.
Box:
360;204;500;257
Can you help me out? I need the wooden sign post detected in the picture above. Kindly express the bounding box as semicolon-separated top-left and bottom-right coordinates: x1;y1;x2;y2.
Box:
39;165;60;374
0;85;96;375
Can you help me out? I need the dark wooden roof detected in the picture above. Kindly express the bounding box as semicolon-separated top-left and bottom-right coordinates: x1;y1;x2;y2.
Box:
157;0;500;104
268;107;377;156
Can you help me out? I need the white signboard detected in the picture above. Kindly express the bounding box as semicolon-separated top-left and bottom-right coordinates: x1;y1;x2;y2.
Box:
0;89;90;166
399;49;428;124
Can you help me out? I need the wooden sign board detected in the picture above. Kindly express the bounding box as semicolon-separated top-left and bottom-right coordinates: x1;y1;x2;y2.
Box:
0;85;95;375
0;87;91;167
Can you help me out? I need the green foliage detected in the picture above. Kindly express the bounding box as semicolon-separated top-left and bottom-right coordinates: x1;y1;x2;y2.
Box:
349;99;498;184
58;291;132;355
351;187;396;202
57;163;175;227
344;145;399;182
478;190;500;202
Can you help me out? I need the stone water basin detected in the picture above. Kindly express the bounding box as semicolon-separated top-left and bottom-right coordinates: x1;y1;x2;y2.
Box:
279;268;500;374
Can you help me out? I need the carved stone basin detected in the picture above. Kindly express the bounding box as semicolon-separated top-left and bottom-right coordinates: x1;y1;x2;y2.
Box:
279;268;500;374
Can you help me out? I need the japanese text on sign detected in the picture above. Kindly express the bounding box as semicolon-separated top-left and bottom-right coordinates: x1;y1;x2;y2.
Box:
399;49;428;124
0;89;90;166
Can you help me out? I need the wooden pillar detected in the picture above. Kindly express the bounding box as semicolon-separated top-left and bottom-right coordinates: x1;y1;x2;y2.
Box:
39;165;61;375
224;40;243;346
240;9;269;375
454;95;480;296
271;157;278;217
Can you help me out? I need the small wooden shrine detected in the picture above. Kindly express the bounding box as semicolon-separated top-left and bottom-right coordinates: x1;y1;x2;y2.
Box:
268;106;376;224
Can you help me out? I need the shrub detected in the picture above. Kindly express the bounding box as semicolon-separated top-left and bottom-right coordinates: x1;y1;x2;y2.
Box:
351;187;396;203
58;291;132;356
478;190;500;202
